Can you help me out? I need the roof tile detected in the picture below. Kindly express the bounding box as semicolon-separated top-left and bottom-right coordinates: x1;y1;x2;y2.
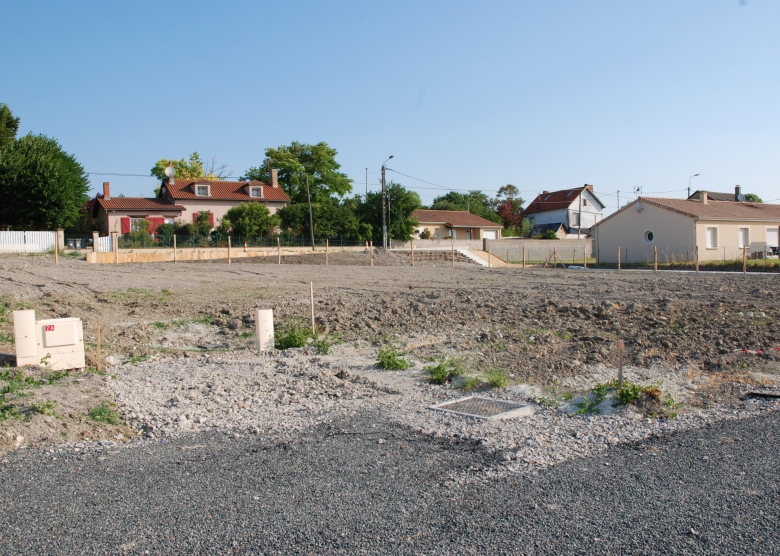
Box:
164;179;290;202
413;209;502;228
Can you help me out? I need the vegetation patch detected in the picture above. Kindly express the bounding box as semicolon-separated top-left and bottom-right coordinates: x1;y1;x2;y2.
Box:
275;320;311;350
484;367;508;388
88;403;122;425
376;346;411;371
312;331;342;355
424;357;463;384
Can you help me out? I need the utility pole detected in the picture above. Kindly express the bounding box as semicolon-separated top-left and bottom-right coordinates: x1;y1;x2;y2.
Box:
365;168;368;197
306;175;315;251
688;174;699;198
617;190;620;210
381;165;387;249
577;186;583;240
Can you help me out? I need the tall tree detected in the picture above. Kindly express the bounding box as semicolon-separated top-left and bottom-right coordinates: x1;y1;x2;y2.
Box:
0;104;20;151
430;190;502;224
243;141;352;204
359;182;421;241
151;151;228;181
222;203;280;237
0;134;90;230
493;184;525;229
744;193;763;203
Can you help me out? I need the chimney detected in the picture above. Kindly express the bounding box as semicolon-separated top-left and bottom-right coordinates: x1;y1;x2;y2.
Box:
699;190;708;204
270;168;279;188
542;190;549;194
103;182;110;200
735;185;742;201
585;184;594;190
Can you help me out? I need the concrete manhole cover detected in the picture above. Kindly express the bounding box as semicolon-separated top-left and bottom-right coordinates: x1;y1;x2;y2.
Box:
429;396;535;420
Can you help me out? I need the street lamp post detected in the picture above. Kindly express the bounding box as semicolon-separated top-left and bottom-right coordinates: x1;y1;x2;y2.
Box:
381;155;394;249
688;174;699;198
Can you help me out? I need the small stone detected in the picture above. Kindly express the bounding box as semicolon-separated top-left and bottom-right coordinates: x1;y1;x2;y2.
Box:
378;438;385;444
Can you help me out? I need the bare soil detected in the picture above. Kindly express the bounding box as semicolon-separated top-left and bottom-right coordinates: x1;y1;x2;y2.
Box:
1;252;779;448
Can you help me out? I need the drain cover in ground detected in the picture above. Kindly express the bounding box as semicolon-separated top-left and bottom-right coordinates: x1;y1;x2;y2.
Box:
429;396;535;420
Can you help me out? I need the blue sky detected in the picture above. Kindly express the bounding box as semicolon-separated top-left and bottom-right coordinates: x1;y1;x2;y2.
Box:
2;0;778;213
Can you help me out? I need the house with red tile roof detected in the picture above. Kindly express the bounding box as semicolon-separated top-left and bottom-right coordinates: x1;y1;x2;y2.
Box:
591;191;780;263
523;185;605;237
413;209;503;240
92;170;290;234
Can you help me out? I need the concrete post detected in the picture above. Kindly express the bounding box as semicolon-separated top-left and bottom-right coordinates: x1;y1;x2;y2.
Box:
56;228;65;251
92;231;99;253
110;232;119;264
617;246;621;270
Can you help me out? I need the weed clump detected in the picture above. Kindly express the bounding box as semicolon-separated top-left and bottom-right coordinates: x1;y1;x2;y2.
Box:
274;320;311;350
88;403;122;425
376;346;411;370
460;377;483;392
424;358;463;384
484;367;508;388
312;332;342;355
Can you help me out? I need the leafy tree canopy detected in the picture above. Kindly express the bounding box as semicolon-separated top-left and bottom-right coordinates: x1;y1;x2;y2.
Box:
744;193;763;203
0;134;90;230
151;152;228;182
222;203;280;237
0;103;20;151
359;181;422;241
243;141;352;204
430;190;502;224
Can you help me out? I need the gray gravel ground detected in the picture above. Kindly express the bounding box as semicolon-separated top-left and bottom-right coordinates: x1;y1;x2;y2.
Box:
1;409;778;555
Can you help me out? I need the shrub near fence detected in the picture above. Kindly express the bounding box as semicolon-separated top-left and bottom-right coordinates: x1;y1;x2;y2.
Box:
115;233;367;250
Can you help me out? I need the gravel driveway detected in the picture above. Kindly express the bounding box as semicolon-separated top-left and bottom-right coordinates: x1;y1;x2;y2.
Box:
1;408;777;555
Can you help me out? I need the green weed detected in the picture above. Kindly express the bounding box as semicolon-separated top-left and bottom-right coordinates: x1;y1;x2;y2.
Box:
0;403;27;423
152;322;167;329
123;355;148;365
460;377;483;392
312;332;342;355
275;320;311;350
536;380;571;408
193;316;215;325
0;332;13;344
30;399;58;417
553;330;574;340
46;370;70;384
88;403;122;425
376;346;411;370
484;367;508;388
424;357;463;384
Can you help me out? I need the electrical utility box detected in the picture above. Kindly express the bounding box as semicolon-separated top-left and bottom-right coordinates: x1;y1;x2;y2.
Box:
13;310;86;371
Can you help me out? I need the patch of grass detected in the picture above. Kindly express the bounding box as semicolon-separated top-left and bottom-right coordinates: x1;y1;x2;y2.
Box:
615;383;643;405
193;316;216;325
424;357;463;384
240;331;254;338
88;403;122;425
46;370;70;384
171;319;189;328
312;332;342;355
460;377;483;392
152;322;167;329
0;332;13;344
537;380;572;408
484;367;508;388
369;333;393;346
275;320;311;350
553;330;574;340
30;399;58;417
161;288;172;296
1;370;42;395
572;395;601;415
376;346;411;370
123;355;148;365
0;403;28;423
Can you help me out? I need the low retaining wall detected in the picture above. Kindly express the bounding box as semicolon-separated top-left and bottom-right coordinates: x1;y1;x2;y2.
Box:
86;245;366;264
390;239;483;250
484;238;593;263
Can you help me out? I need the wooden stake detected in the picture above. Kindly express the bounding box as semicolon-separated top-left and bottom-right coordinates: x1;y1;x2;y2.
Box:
488;250;491;268
411;239;414;266
617;340;624;389
553;247;557;269
54;239;58;265
326;238;329;265
370;241;374;266
310;282;315;333
227;236;232;265
617;246;621;270
695;246;699;272
743;245;747;273
451;243;454;267
277;237;281;264
173;235;177;264
97;317;101;373
522;245;525;269
583;248;587;269
654;246;658;271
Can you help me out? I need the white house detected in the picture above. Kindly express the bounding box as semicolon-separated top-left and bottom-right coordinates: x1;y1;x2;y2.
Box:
523;185;604;237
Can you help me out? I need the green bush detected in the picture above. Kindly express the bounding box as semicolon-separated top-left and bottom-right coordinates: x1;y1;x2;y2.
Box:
460;377;483;392
424;357;463;384
312;332;342;355
485;367;508;388
376;346;411;370
275;320;311;350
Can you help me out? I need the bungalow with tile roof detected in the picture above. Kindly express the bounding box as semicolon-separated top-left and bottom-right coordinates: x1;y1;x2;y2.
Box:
92;182;187;234
591;191;780;263
413;209;503;240
523;185;605;237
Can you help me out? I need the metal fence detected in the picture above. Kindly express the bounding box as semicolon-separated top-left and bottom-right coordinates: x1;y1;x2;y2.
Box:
0;231;56;253
116;233;368;250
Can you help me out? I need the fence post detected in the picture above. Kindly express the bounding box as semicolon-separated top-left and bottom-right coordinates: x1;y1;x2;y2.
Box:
173;235;177;264
56;228;65;252
654;246;658;271
370;241;374;266
92;231;99;254
310;282;315;332
695;246;699;272
583;248;587;269
326;238;329;265
227;236;231;264
451;242;455;267
743;245;747;273
54;234;59;265
111;232;119;264
411;239;414;266
617;246;621;270
553;247;557;269
277;237;281;264
488;250;491;268
97;317;101;374
522;245;525;269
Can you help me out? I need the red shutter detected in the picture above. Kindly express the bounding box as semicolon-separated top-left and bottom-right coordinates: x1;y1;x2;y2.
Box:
121;217;131;234
209;212;214;226
192;212;199;224
147;217;164;233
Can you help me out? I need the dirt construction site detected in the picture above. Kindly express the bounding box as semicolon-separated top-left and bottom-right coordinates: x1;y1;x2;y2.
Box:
1;251;779;451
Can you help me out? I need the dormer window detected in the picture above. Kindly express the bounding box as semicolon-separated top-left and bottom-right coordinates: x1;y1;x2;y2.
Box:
197;186;208;196
251;187;264;198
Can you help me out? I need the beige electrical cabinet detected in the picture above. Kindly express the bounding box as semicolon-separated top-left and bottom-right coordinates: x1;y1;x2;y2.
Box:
13;310;86;371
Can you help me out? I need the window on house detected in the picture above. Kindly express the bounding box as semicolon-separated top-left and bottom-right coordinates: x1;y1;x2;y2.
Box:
197;186;208;196
582;198;588;207
130;218;146;232
251;188;261;197
739;228;749;248
434;228;439;238
706;227;718;248
164;218;175;225
572;213;580;226
766;228;779;248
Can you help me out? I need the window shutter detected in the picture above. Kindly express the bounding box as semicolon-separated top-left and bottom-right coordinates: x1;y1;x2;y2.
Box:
209;213;214;226
121;217;131;234
193;212;199;224
148;217;164;233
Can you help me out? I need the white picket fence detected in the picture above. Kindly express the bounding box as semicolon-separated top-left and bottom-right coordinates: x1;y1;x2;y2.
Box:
0;231;56;253
98;236;113;253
